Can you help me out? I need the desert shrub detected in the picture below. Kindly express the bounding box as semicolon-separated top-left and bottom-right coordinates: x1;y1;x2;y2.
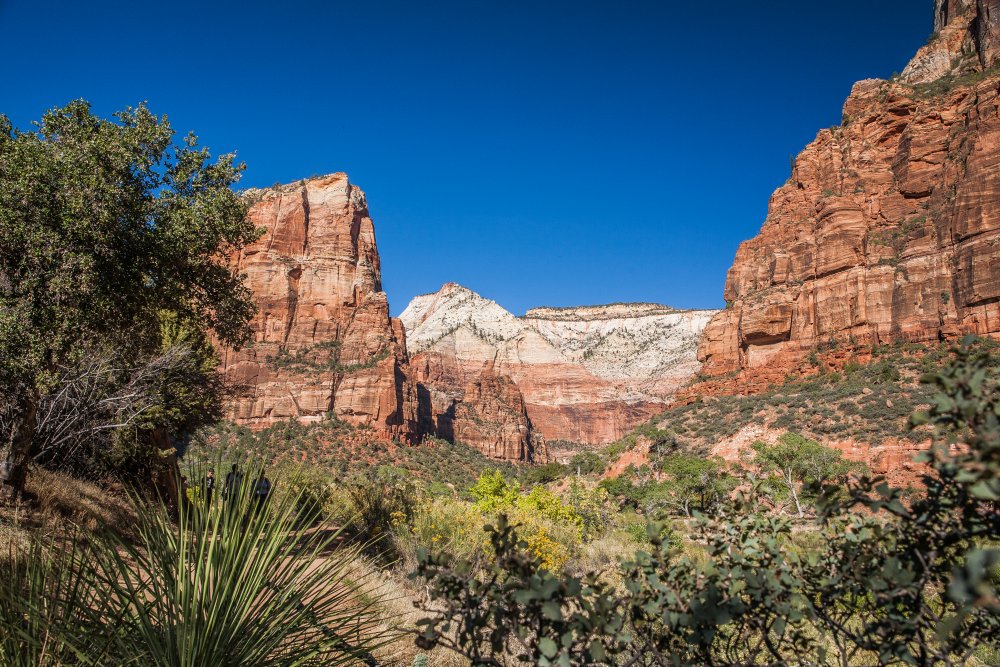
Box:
624;519;649;544
404;497;487;563
566;479;612;539
466;470;589;569
516;486;582;530
412;339;1000;665
522;462;568;485
273;463;335;527
348;478;417;544
469;468;520;512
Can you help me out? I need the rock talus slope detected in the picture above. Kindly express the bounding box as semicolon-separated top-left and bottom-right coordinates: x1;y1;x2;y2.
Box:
402;284;716;447
699;0;1000;375
217;174;420;441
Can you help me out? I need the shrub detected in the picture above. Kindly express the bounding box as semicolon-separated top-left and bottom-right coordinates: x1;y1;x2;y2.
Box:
469;469;520;512
404;497;487;563
411;340;1000;665
523;462;568;485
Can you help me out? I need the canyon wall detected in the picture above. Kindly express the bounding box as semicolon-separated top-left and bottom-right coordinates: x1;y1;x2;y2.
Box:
449;360;548;462
402;283;716;449
217;174;421;442
699;0;1000;375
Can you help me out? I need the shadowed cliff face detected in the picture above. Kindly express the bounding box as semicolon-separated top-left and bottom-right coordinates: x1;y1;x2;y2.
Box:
699;0;1000;376
217;174;420;441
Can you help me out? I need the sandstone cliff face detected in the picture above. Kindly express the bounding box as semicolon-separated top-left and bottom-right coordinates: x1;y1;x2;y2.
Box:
903;0;1000;84
450;361;548;462
218;174;420;441
699;0;1000;375
402;283;716;447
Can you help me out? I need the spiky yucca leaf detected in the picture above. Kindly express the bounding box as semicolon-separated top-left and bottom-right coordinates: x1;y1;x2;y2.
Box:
95;463;392;666
1;462;395;666
0;528;117;666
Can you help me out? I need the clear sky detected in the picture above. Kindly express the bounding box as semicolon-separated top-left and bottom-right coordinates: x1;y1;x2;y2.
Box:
1;0;931;315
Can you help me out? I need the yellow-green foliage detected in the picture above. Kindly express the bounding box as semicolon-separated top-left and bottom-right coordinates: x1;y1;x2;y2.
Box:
515;486;582;530
465;470;590;571
469;469;520;512
470;470;585;531
566;479;611;539
520;525;571;572
407;497;488;562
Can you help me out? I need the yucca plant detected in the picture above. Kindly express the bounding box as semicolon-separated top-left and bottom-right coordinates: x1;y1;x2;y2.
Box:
0;531;117;666
1;461;396;666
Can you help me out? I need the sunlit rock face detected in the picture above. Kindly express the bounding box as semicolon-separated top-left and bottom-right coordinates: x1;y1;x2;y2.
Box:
217;174;420;442
699;0;1000;376
448;360;549;462
402;283;716;448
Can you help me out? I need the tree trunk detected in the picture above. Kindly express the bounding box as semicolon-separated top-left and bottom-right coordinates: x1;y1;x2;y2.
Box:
2;396;37;502
786;469;804;518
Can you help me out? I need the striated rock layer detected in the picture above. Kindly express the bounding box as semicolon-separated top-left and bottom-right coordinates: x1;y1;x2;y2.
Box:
217;174;420;442
402;283;717;447
699;0;1000;376
450;361;549;462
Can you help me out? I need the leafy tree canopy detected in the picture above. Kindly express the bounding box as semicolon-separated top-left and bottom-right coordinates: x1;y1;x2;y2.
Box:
0;101;261;492
0;100;258;395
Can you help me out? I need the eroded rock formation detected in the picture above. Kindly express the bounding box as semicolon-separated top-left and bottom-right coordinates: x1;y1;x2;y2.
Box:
699;0;1000;375
217;174;420;441
402;283;716;447
450;361;548;462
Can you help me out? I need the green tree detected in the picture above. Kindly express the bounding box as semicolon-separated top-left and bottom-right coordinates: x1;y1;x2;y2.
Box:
657;454;735;516
569;451;605;476
752;432;858;517
0;101;260;497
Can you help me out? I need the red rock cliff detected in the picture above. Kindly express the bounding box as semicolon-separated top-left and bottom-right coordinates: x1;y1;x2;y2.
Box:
402;283;715;448
448;360;548;462
699;0;1000;374
218;174;420;441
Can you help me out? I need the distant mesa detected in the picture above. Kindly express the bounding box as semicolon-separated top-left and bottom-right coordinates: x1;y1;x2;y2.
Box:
216;173;421;443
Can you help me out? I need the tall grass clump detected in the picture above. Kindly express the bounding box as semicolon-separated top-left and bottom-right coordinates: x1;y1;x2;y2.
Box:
0;460;394;666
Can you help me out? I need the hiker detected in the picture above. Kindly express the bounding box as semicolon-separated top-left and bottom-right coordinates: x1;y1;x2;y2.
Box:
252;470;272;514
204;467;216;507
179;475;189;510
224;463;243;501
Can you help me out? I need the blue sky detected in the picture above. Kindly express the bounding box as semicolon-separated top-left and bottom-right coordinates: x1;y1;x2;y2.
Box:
1;1;931;315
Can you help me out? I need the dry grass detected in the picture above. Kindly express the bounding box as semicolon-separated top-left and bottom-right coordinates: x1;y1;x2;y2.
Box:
0;466;137;564
350;559;469;667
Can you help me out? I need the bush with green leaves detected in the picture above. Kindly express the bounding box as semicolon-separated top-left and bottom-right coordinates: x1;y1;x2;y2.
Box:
411;339;1000;665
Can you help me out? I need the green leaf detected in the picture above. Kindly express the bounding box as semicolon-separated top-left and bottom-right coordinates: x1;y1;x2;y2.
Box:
541;601;563;621
538;637;558;659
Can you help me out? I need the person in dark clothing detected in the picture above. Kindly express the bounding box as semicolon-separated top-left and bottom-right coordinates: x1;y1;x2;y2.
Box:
204;467;216;507
224;464;243;501
252;471;272;515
